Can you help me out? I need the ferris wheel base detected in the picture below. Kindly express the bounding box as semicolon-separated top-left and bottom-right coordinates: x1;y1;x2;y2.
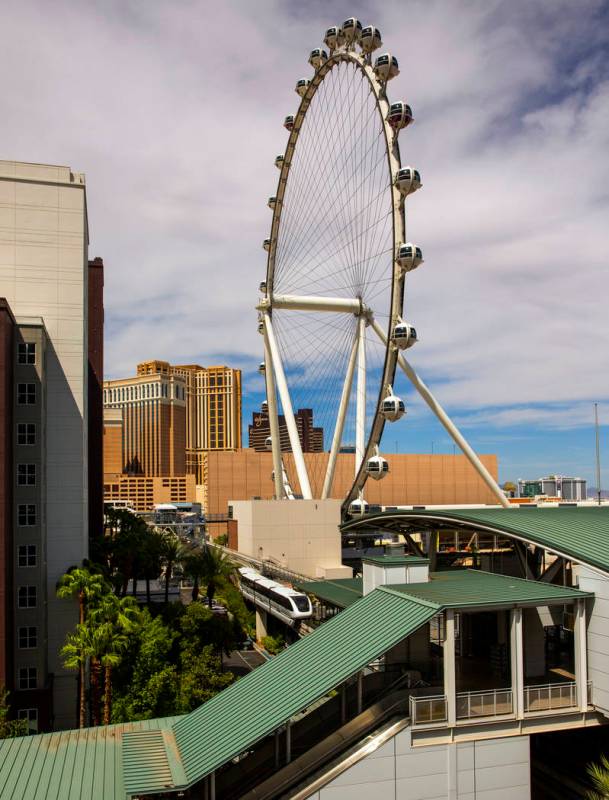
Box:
229;498;353;581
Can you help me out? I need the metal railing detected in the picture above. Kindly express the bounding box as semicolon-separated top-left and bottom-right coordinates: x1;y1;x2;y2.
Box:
409;694;447;726
524;681;591;713
456;688;513;720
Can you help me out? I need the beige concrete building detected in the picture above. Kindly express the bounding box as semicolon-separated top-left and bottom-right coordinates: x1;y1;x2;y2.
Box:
103;372;187;477
137;361;242;483
204;450;500;517
0;160;89;729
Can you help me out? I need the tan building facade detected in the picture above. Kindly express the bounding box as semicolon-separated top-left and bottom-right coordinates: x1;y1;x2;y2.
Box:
137;361;242;483
103;372;187;477
204;450;500;516
103;474;197;513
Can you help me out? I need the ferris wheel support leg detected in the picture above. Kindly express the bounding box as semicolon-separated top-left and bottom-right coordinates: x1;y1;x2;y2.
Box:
355;315;367;479
263;312;313;500
370;320;510;508
263;327;285;500
321;327;359;499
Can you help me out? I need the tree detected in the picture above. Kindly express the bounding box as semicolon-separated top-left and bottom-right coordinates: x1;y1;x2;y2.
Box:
159;532;182;604
181;545;208;602
201;547;236;607
60;623;97;728
587;755;609;799
88;594;140;724
0;686;27;738
57;567;108;727
502;481;517;498
177;645;234;713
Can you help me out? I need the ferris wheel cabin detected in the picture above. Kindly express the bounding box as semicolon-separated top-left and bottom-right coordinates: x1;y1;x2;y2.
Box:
323;26;344;51
274;154;284;169
295;78;311;97
381;393;406;421
308;49;328;70
283;115;295;131
388;102;413;131
373;53;399;81
342;17;362;43
348;497;369;516
365;453;389;480
397;243;424;272
393;322;418;350
361;26;382;53
396;167;422;196
262;238;271;252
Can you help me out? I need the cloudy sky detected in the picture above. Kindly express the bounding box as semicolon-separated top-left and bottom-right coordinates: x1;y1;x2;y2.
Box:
2;0;608;486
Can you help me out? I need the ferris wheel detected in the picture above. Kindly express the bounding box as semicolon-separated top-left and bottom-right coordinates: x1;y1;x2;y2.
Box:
257;19;509;514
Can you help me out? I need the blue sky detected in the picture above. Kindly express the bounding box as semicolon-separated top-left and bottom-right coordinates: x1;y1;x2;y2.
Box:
1;0;608;487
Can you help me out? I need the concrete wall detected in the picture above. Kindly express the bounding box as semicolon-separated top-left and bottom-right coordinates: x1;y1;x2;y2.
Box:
306;727;530;800
206;451;500;515
230;498;351;578
0;161;89;728
579;567;609;717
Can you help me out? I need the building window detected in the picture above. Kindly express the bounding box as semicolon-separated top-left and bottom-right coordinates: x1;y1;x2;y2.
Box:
18;505;36;526
18;586;36;608
17;708;38;734
17;423;36;446
18;545;37;567
17;343;36;365
18;626;37;649
17;383;36;405
17;464;36;486
18;667;37;690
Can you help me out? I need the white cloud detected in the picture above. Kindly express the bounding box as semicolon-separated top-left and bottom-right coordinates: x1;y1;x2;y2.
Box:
1;0;608;437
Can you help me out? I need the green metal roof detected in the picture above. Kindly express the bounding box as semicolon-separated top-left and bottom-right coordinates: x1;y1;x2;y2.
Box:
299;577;363;608
172;587;436;788
0;716;182;800
362;555;430;566
386;569;591;608
341;507;609;575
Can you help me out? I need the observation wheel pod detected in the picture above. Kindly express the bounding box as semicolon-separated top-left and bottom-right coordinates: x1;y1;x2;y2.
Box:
324;26;345;51
342;17;362;43
274;154;285;170
365;446;389;480
283;115;295;132
258;361;266;374
361;26;383;53
348;496;369;516
387;102;413;131
295;78;311;97
268;196;278;210
373;53;399;81
265;436;273;451
259;281;267;294
308;48;328;70
396;167;422;196
393;320;418;350
262;238;271;252
257;319;264;334
397;242;423;272
261;400;268;413
381;390;406;422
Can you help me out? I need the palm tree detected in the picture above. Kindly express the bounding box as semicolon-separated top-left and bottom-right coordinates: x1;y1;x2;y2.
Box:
57;567;108;727
201;547;236;607
88;594;140;724
182;545;208;602
159;531;181;604
587;755;609;799
60;623;97;728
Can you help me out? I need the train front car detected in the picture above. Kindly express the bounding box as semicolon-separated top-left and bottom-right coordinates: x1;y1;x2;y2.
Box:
238;567;313;626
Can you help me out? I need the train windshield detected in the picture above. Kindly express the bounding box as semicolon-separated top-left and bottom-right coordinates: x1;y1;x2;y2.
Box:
293;596;310;612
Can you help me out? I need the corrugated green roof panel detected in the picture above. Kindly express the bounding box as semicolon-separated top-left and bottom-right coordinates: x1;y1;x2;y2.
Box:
299;577;363;608
385;569;591;608
343;508;609;574
0;716;182;800
173;588;437;787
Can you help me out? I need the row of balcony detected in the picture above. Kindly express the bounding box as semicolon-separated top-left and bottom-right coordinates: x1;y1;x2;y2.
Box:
410;681;592;727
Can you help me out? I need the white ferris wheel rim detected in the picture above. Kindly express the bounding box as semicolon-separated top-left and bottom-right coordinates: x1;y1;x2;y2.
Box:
260;49;407;510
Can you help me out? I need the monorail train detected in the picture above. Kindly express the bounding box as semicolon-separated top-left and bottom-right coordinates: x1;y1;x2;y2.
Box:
238;567;313;626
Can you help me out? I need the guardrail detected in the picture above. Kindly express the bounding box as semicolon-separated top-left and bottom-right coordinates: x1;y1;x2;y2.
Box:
457;688;513;720
410;694;447;726
524;681;591;713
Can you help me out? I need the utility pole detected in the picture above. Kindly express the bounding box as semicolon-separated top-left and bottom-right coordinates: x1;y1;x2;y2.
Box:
595;403;602;506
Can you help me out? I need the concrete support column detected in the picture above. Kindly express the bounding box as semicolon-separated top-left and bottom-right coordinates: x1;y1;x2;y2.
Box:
574;598;588;711
256;608;268;642
341;683;347;724
510;607;524;718
274;729;280;768
357;672;363;715
444;610;456;726
285;720;292;764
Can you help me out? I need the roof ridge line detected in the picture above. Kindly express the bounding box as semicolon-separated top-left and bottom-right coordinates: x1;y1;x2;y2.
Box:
377;585;441;610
